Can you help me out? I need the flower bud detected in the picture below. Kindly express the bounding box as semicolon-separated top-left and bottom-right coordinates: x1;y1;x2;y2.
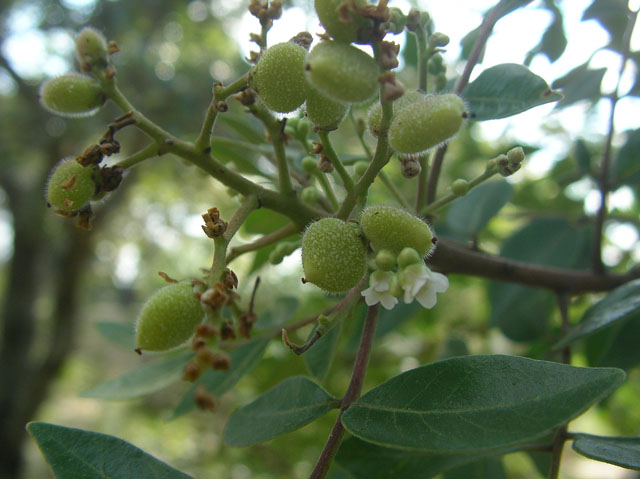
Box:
397;247;422;268
507;146;525;164
301;186;321;205
429;32;450;48
450;179;469;196
302;156;318;174
375;249;396;271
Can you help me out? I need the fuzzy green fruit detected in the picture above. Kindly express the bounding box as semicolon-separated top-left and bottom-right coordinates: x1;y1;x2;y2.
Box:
367;90;424;137
361;205;434;257
314;0;372;44
250;42;307;113
306;41;378;103
136;282;203;352
39;73;105;117
75;27;108;66
389;93;466;155
46;159;96;213
305;85;348;129
301;218;367;293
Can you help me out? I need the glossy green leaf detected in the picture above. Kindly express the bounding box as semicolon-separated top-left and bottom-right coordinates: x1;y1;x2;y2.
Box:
490;218;592;341
171;337;269;419
586;311;640;370
341;355;624;453
81;352;193;400
462;64;561;121
443;457;506;479
95;321;135;350
556;279;640;348
305;320;343;381
224;376;336;446
27;422;192;479
551;63;605;108
612;128;640;188
336;436;492;479
445;179;513;238
573;434;640;470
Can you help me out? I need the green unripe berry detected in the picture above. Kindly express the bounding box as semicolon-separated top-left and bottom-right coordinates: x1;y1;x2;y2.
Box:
354;160;369;177
397;247;422;268
75;27;108;66
39;73;106;118
361;205;434;257
305;85;348;129
301;186;321;205
46;158;97;213
375;249;396;271
302;156;318;174
450;179;470;196
368;90;424;137
314;0;372;44
250;42;307;113
306;41;378;104
389;93;466;155
135;282;203;352
301;218;367;293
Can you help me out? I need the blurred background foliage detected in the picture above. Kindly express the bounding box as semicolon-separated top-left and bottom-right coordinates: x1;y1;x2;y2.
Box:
1;0;639;478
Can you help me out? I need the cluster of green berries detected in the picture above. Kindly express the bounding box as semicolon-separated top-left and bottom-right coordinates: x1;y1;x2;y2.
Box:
301;205;437;294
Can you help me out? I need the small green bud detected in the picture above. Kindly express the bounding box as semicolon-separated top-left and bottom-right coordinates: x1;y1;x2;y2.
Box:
496;153;521;177
368;90;425;137
389;93;466;155
302;156;318;174
397;247;422;268
306;41;379;104
135;282;203;352
75;27;108;67
354;160;369;177
305;85;348;129
301;218;367;293
375;249;397;271
450;179;470;196
389;273;403;297
39;73;106;118
361;205;435;257
46;158;97;214
386;7;407;35
428;53;445;75
250;42;307;113
314;0;373;44
268;246;286;265
301;186;321;205
429;32;450;48
507;146;525;164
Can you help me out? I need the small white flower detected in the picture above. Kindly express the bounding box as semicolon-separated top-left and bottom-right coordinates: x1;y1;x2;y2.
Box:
399;263;448;309
361;270;398;310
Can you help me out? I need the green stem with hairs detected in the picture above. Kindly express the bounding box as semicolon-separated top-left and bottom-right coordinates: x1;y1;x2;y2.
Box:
317;130;354;191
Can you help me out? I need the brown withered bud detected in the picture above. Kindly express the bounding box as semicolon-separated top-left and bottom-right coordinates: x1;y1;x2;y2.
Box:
220;321;237;340
223;269;239;290
195;386;216;411
238;311;258;338
216;101;228;112
212;352;231;370
196;323;218;338
104;64;116;79
289;31;313;50
196;348;216;367
249;32;262;45
76;207;94;231
158;271;179;283
234;88;256;106
380;41;400;70
202;207;228;239
107;41;120;55
248;0;264;17
76;144;104;166
379;72;405;102
268;0;283;20
192;336;207;351
247;50;260;64
310;141;324;155
99;165;123;193
183;361;201;382
318;155;334;173
400;157;421;178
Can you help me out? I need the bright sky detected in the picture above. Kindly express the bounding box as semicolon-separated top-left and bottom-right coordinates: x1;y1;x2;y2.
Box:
1;0;639;265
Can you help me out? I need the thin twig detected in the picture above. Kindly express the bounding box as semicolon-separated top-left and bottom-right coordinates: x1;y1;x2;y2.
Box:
226;222;298;263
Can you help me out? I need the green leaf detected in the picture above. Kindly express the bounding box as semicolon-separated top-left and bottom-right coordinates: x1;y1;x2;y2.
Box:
556;279;640;348
170;337;269;419
217;113;265;144
224;376;336;446
462;64;561;121
27;422;192;479
612;129;640;188
210;141;264;177
574;139;591;175
80;352;193;400
443;457;506;479
573;434;640;470
256;296;300;330
243;208;290;235
490;218;592;341
305;319;343;381
524;8;567;64
336;436;492;479
341;355;624;453
445;179;513;239
582;0;630;52
551;63;605;108
586;311;640;370
95;321;135;350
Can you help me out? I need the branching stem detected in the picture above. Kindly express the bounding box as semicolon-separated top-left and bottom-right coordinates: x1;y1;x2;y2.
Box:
317;130;354;191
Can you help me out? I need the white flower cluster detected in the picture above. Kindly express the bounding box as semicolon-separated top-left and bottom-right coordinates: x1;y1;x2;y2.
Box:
361;248;449;310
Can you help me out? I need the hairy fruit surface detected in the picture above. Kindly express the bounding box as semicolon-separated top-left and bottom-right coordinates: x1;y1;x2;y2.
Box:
314;0;372;44
136;282;203;352
39;73;106;117
361;205;434;257
46;159;97;214
301;218;367;293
